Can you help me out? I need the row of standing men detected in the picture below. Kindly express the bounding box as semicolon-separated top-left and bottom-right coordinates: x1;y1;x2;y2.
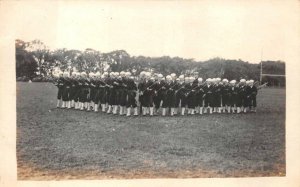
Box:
54;70;259;116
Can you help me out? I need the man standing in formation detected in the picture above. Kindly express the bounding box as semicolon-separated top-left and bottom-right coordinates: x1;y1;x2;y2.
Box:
53;70;262;116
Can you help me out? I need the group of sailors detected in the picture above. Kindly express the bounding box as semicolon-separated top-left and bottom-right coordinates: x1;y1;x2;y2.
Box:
53;70;261;117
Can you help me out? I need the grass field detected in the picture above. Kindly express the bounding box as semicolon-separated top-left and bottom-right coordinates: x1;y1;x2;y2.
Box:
16;82;286;180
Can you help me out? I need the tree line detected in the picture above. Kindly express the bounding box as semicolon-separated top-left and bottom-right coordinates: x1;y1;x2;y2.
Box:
16;39;285;87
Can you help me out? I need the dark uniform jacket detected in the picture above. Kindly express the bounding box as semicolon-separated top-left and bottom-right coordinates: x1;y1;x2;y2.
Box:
176;82;186;96
168;81;177;94
245;85;257;98
221;85;231;96
203;84;214;95
160;81;170;96
127;79;137;91
138;80;147;94
154;81;165;96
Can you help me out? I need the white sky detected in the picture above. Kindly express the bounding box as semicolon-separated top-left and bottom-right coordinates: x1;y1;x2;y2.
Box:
1;1;299;63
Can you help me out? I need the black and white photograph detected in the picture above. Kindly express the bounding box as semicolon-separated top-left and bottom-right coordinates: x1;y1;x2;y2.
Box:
1;0;300;186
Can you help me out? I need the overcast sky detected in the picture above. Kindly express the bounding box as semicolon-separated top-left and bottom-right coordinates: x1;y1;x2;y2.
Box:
2;1;298;63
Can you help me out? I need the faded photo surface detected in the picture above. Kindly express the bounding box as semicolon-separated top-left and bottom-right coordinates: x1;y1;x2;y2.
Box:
1;0;300;185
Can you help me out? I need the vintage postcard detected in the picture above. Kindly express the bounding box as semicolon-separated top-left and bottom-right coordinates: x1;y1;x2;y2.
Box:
0;1;299;187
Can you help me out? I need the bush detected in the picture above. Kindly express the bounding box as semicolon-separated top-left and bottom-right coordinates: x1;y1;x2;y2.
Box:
17;75;54;82
16;77;23;81
40;76;53;82
31;76;54;82
16;76;30;82
32;77;42;82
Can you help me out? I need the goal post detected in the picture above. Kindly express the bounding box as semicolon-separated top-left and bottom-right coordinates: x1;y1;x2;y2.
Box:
260;61;286;87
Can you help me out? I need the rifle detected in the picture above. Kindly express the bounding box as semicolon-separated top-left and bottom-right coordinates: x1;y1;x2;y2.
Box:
257;82;268;90
162;82;179;95
97;79;112;88
201;83;219;97
184;81;207;95
169;82;179;90
174;83;186;93
197;81;207;89
90;80;97;88
84;79;91;86
77;79;85;86
157;81;178;92
202;83;215;98
253;81;260;86
247;90;258;98
145;80;158;90
62;78;72;89
156;82;168;92
246;82;261;98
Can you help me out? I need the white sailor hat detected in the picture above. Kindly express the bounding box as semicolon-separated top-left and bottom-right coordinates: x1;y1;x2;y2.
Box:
71;71;77;76
109;72;114;76
115;72;120;76
145;72;151;77
166;75;172;80
140;71;146;76
125;72;131;76
53;72;59;77
216;78;221;81
150;77;155;80
240;79;246;83
95;72;101;77
249;79;254;83
170;73;176;77
189;77;195;81
58;71;63;75
89;72;94;77
63;71;69;76
246;80;250;84
222;79;229;82
206;78;211;82
230;80;236;84
158;74;163;78
103;72;108;76
198;77;203;82
120;71;126;75
129;76;134;80
179;75;184;79
176;78;180;81
80;72;87;76
100;75;105;79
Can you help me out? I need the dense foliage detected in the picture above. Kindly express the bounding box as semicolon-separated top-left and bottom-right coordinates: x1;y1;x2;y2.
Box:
16;39;285;86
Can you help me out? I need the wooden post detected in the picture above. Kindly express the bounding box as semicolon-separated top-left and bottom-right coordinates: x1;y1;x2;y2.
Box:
260;49;263;84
